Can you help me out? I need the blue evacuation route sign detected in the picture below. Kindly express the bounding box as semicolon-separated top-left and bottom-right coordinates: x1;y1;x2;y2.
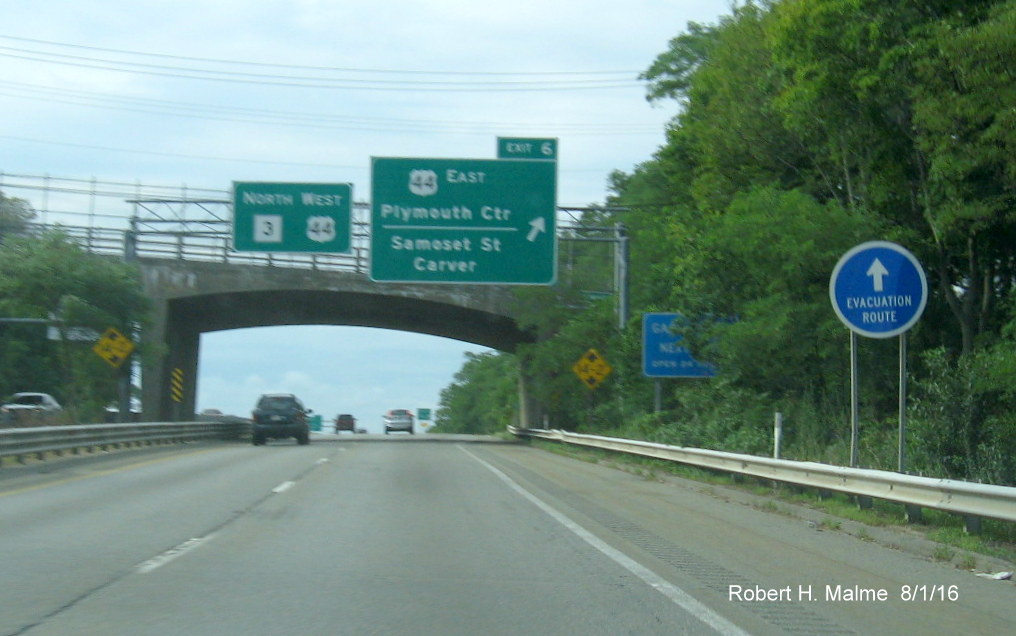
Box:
829;241;927;339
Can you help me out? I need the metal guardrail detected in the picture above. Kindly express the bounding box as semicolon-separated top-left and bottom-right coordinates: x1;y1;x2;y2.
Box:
0;421;249;463
509;427;1016;524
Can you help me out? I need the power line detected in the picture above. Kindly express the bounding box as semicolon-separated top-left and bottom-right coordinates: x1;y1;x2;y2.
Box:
0;33;641;78
0;42;642;92
0;80;661;135
0;135;365;169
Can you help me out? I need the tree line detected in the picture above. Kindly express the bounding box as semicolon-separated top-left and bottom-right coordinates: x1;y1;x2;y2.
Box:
0;192;148;423
432;0;1016;486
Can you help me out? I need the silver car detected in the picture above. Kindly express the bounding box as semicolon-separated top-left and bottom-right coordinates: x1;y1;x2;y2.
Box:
1;392;63;426
383;409;414;435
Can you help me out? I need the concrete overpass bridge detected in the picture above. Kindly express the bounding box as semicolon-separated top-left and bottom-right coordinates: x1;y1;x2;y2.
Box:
141;257;531;422
44;198;617;424
114;200;547;422
0;170;624;426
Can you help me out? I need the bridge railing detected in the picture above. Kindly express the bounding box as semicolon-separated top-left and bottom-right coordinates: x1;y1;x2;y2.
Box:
26;222;373;274
131;227;372;273
28;208;606;277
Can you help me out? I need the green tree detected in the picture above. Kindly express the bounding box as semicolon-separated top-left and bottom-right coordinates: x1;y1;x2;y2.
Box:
908;0;1016;353
643;3;814;212
438;0;1016;483
514;297;619;431
433;351;518;434
0;230;149;421
0;191;35;239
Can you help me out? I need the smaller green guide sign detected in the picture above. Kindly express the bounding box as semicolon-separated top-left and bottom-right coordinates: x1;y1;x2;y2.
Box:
497;137;557;161
233;182;352;253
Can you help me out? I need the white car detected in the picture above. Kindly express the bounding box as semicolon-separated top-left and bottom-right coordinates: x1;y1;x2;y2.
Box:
383;409;414;435
1;392;63;425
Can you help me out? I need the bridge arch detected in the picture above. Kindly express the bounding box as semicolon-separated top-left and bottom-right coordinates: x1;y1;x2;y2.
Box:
139;258;534;421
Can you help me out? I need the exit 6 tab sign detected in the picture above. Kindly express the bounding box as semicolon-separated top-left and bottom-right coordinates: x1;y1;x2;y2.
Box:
497;137;557;161
233;182;352;253
370;157;557;284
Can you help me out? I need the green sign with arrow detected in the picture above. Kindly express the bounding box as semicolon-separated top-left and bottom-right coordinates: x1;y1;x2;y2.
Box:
370;157;556;284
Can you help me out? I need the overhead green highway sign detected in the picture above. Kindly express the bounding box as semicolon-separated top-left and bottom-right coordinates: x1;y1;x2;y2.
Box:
370;157;557;284
233;182;352;253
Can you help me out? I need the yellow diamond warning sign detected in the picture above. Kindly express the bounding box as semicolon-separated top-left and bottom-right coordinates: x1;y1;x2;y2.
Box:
92;327;135;369
572;348;612;390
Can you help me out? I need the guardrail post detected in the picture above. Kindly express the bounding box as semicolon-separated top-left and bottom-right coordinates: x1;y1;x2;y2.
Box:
964;515;982;535
905;504;923;524
773;412;783;459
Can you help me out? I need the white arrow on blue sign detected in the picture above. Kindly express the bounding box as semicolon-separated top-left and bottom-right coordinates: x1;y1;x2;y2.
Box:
829;241;927;338
642;313;717;378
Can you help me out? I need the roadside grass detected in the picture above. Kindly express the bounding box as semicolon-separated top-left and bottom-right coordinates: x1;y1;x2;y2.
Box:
530;439;1016;566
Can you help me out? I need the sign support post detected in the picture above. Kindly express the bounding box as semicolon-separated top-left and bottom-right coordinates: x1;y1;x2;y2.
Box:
830;241;927;471
898;334;907;473
850;331;860;468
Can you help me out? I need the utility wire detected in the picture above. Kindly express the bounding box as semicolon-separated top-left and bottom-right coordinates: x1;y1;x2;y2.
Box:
0;42;641;92
0;33;640;77
0;80;660;135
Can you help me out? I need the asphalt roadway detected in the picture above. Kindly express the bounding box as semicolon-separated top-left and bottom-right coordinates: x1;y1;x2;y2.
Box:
1;435;1012;635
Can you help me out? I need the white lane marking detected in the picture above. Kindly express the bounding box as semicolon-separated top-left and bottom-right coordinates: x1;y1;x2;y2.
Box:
136;460;325;576
135;535;214;574
459;445;750;636
272;480;296;494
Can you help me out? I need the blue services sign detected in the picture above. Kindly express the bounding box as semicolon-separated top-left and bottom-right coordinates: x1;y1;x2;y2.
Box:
642;313;716;378
829;241;927;339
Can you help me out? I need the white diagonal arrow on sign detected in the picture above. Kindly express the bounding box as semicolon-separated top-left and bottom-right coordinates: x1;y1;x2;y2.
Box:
527;216;546;242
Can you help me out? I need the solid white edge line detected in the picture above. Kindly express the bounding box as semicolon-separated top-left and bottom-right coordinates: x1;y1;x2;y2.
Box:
458;445;750;636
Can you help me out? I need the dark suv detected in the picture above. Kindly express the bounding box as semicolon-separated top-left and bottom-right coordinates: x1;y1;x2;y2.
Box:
251;393;311;445
334;413;356;433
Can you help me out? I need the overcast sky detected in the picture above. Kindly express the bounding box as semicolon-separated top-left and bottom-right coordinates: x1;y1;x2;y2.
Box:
2;0;734;432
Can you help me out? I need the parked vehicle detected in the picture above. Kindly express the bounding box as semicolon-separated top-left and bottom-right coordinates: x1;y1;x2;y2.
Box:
383;408;414;435
334;413;357;433
1;392;63;426
104;397;143;423
251;393;311;445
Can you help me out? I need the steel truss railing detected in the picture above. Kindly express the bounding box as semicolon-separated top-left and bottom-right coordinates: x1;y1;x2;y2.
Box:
22;201;611;278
